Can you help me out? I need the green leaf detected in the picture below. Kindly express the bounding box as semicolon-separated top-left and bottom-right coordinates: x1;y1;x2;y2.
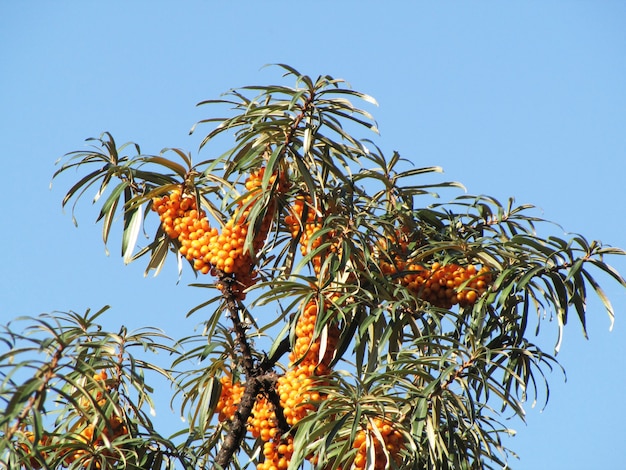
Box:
147;152;190;177
581;268;615;331
122;204;143;264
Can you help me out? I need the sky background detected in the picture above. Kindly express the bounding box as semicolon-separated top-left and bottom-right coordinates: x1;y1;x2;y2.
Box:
2;2;626;469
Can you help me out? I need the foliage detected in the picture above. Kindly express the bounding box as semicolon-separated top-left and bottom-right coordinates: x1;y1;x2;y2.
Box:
2;65;625;470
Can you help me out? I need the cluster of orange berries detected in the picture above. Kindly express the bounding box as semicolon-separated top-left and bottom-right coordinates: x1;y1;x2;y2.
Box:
248;396;278;442
408;262;491;308
215;376;289;468
215;375;245;423
277;299;337;426
376;228;492;309
61;416;127;468
351;418;404;470
381;259;492;309
152;168;277;299
262;299;337;469
258;436;294;470
16;431;50;469
214;376;279;443
289;298;337;367
214;298;339;470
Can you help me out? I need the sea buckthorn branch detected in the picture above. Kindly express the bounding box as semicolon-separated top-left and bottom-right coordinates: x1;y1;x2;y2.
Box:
7;343;65;441
221;284;256;379
429;357;476;399
282;90;316;159
215;279;293;467
257;373;290;437
214;378;261;469
212;295;341;470
213;371;290;469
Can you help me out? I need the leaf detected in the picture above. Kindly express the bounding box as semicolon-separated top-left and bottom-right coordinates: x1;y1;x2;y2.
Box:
143;155;189;178
581;268;615;331
1;377;44;427
319;87;379;107
61;168;106;208
122;204;143;264
101;196;119;256
144;236;171;277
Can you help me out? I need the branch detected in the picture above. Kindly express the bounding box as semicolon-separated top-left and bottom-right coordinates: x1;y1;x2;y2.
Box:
260;373;290;436
430;358;475;398
213;378;261;469
221;276;256;378
213;275;295;469
7;343;65;440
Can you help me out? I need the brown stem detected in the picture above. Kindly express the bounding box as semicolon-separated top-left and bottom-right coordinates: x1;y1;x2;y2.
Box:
260;373;290;436
221;277;257;378
214;378;261;469
7;344;64;440
280;90;315;162
430;358;475;398
214;279;266;469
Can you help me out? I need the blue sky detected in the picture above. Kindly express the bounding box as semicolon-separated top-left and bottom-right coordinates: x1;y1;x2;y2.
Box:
2;2;626;469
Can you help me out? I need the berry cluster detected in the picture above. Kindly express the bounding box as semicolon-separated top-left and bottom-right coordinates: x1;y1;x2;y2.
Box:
248;397;278;442
16;431;50;469
215;375;245;423
408;262;491;308
262;299;338;469
277;299;337;426
16;371;130;469
381;259;492;309
378;230;492;308
388;260;492;309
258;436;294;470
214;298;339;470
351;418;404;470
215;377;279;443
152;168;277;299
151;189;215;274
215;377;288;468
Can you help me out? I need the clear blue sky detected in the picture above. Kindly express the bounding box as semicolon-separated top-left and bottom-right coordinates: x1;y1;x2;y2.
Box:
2;2;626;469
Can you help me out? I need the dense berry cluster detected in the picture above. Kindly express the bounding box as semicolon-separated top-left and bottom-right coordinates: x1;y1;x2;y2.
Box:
151;189;214;274
351;418;404;470
257;436;294;470
215;377;280;443
248;397;277;442
215;375;245;423
378;230;492;309
261;299;338;469
384;261;492;309
376;228;493;308
152;168;277;299
277;299;337;426
214;298;339;470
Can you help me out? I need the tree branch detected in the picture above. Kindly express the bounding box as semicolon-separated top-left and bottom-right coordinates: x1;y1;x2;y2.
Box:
214;378;261;469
